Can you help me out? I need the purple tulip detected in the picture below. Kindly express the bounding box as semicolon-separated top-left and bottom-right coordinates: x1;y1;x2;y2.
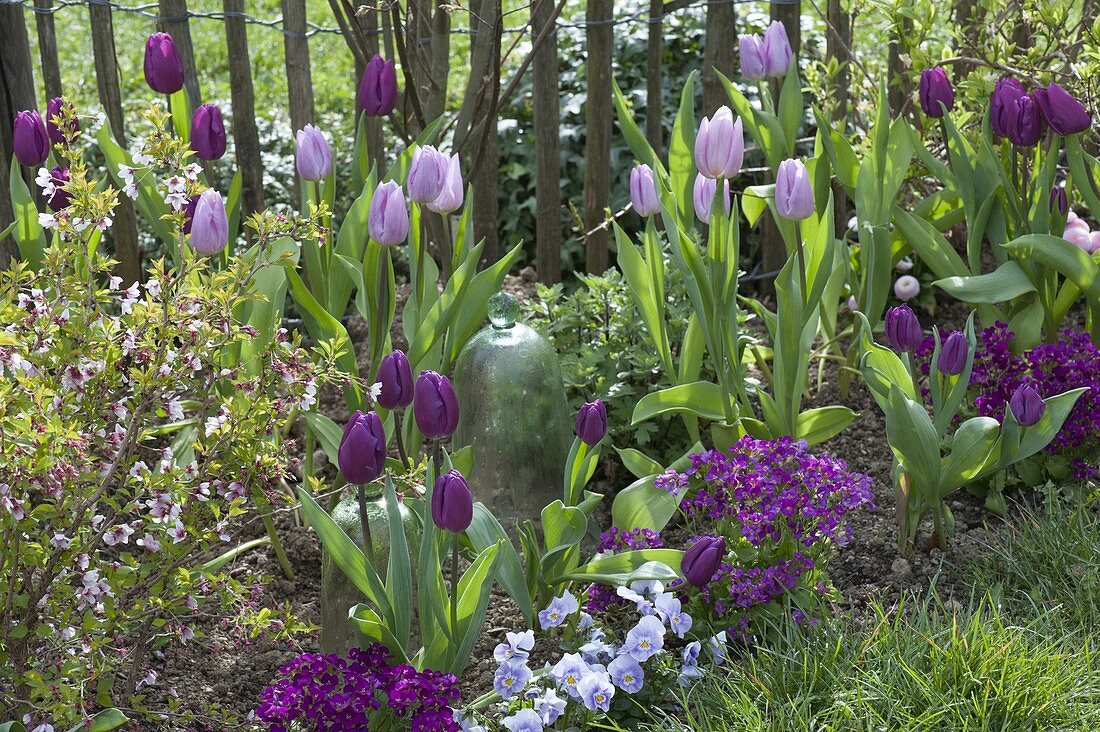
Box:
775;158;814;221
182;196;198;235
426;153;463;214
739;34;766;81
918;67;954;118
188;188;229;255
357;55;398;117
431;469;473;533
338;410;387;485
1033;82;1092;136
1006;93;1045;147
630;164;660;217
1050;186;1068;217
375;349;414;410
143;32;185;95
762;21;793;77
368;181;410;246
407;145;448;204
1009;383;1044;427
46;167;71;212
46;97;78;147
693;173;731;223
991;77;1025;139
574;399;607;446
12;110;49;167
884;305;922;353
414;370;459;438
681;535;725;587
937;331;968;376
190;104;226;161
694;107;744;180
295;124;332;181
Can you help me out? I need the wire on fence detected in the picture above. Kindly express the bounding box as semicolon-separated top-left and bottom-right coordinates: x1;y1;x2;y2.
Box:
2;0;772;39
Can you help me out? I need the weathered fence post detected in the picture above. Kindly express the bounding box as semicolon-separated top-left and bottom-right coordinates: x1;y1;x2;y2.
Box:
282;0;316;135
33;0;63;102
159;0;202;112
702;0;736;115
826;0;851;234
645;0;662;155
533;0;562;284
89;0;143;285
223;0;265;214
584;0;612;275
0;3;39;269
426;0;450;122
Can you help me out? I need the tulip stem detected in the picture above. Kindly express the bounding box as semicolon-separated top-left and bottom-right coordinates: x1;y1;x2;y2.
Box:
356;483;378;571
394;411;410;470
450;532;460;635
260;506;295;581
795;228;809;303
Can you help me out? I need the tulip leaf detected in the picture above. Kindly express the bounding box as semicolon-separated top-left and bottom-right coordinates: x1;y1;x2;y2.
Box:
467;502;532;624
938;416;1001;496
614;447;664;479
226;168;244;247
8;158;46;271
611;443;700;532
611;78;666;178
1001;233;1100;342
934;261;1036;305
1004;388;1088;467
885;386;942;492
169;88;191;141
349;603;410;664
303;413;343;466
741;184;772;227
1065;135;1100;229
778;57;803;153
442;240;525;370
285;265;361;407
0;722;26;732
382;477;412;647
632;381;727;424
794;406;857;446
565;550;684;585
893;207;969;280
237;237;297;374
667;72;698;224
424;540;501;673
615;222;673;377
66;710;129;732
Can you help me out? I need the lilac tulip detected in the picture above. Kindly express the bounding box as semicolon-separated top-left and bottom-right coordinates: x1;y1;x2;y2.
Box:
681;535;724;587
46;97;78;147
357;55;398;117
918;67;954;118
407;145;447;204
630;164;660;217
694;107;744;179
693;173;731;223
375;349;414;410
775;158;814;220
937;331;968;375
431;469;473;533
1033;82;1091;136
413;370;459;438
762;21;793;77
190;104;226;161
426;153;463;214
574;399;607;446
338;410;387;485
188;188;229;255
143;32;185;94
368;181;409;246
12;111;49;167
884;304;923;353
295;124;332;181
739;34;766;80
1009;383;1044;426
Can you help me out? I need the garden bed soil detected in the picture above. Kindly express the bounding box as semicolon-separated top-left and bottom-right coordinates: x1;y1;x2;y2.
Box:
148;283;1003;730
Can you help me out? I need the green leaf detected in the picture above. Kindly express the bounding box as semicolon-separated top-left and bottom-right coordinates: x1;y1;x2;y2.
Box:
0;722;26;732
285;266;361;407
742;185;772;227
169;88;191;140
777;57;803;152
9;158;45;270
565;550;684;585
795;406;857;445
65;711;129;732
425;540;502;672
667;72;699;224
885;386;942;492
383;477;412;647
225;168;244;247
467;503;532;623
349;604;410;664
933;260;1036;304
198;536;271;574
614;447;663;479
304;411;343;466
938;416;1001;496
893;208;970;281
632;381;727;424
236;238;297;374
1008;388;1089;465
610;443;699;532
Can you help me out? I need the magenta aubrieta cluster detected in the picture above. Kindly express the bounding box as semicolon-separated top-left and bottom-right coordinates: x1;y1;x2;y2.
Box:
257;646;461;732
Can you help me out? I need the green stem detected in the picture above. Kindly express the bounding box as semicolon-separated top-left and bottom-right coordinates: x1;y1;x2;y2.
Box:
795;226;809;303
931;501;948;551
450;532;460;636
356;483;378;570
260;510;295;580
394;411;410;470
304;419;315;481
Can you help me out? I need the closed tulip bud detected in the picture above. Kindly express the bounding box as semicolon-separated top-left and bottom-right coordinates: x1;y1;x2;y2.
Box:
775;158;815;221
338;410;387;484
694;107;744;180
407;145;448;204
884;305;923;353
432;469;473;533
918;67;954;118
46;97;78;147
368;181;410;246
295;124;332;181
414;370;460;438
375;349;414;410
357;55;398;116
1034;82;1091;136
739;34;767;80
937;331;968;375
991;77;1025;139
143;32;185;94
190;104;226;161
1006;93;1045;147
1049;186;1068;217
693;173;731;223
188;188;229;255
763;21;793;77
427;153;464;214
13;111;49;167
894;275;920;301
574;399;607;446
47;167;71;212
1009;383;1045;427
630;164;660;217
681;535;725;587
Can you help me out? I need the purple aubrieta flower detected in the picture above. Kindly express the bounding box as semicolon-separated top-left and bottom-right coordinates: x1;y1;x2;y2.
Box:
493;659;531;699
623;615;665;662
578;673;616;712
538;590;579;630
550;653;589;698
533;688;567;726
607;654;644;694
493;629;535;663
501;708;543;732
